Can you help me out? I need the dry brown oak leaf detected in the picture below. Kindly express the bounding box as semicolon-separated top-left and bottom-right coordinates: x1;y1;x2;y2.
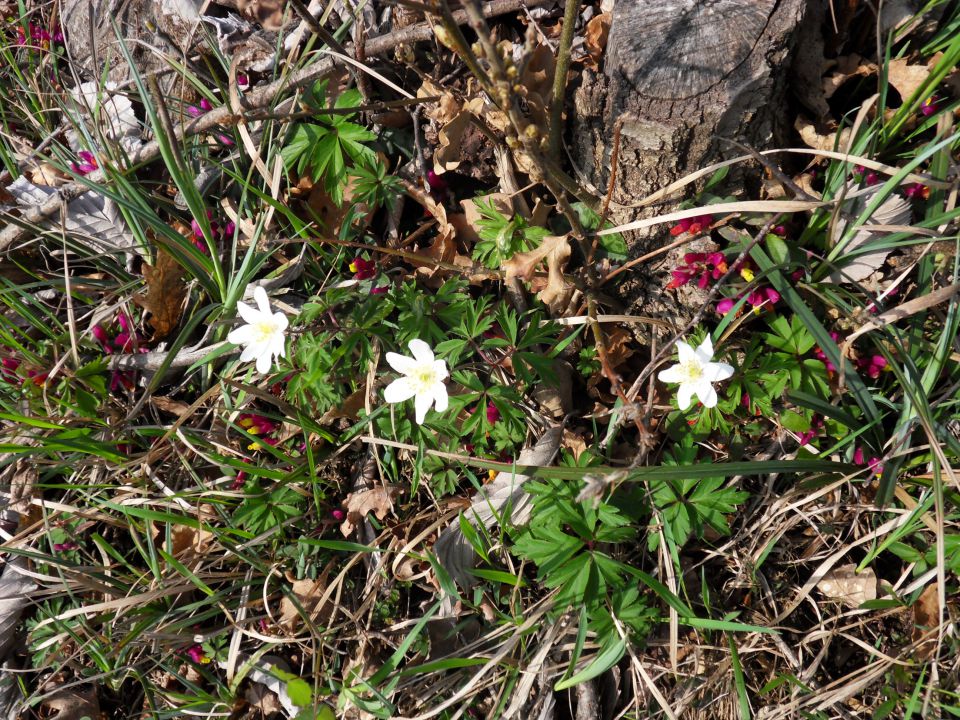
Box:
134;249;188;340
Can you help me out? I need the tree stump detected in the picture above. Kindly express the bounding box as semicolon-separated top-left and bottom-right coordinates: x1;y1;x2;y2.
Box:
573;0;810;232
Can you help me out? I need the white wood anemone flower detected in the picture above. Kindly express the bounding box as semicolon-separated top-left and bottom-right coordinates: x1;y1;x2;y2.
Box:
383;339;449;424
227;286;288;374
657;335;734;410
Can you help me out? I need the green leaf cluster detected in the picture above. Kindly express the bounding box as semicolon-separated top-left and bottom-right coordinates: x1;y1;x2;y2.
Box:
280;86;378;206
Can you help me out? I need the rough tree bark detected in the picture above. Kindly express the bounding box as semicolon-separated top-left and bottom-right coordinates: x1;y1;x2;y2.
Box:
573;0;812;234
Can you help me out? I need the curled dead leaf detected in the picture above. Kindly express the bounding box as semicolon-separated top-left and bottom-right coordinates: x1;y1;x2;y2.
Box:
134;248;187;340
340;485;401;536
584;13;612;67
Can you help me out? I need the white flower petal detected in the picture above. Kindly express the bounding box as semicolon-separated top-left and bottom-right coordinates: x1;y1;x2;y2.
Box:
239;343;263;363
676;383;696;410
236;301;261;325
702;361;734;383
695;335;715;363
408;339;434;364
385;352;417;375
432;382;449;413
254;285;271;315
658;364;683;383
272;312;289;332
228;325;256;345
270;334;286;360
255;351;273;374
384;377;417;403
414;387;435;424
676;341;697;366
695;381;718;408
432;359;448;381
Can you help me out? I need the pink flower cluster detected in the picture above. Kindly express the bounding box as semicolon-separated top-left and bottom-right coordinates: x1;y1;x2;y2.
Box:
854;165;880;186
856;354;887;379
190;210;235;254
667;251;727;290
238;413;279;451
14;22;62;49
1;354;47;386
813;332;840;375
716;287;780;315
669;214;714;237
92;312;145;356
92;312;147;392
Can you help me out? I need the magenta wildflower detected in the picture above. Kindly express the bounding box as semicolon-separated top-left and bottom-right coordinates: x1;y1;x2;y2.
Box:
349;257;376;280
920;96;940;117
716;297;736;315
332;508;346;522
185;645;209;664
70;150;98;175
798;416;823;446
485;401;500;424
1;357;20;383
53;541;78;552
370;285;389;295
854;447;883;476
904;183;929;200
856;354;888;379
747;287;780;308
854;165;880;186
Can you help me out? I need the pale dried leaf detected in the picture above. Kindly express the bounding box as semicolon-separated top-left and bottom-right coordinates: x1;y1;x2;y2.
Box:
433;110;471;174
816;563;877;608
537;236;574;315
340;486;401;536
67;81;142;152
279;569;333;631
150;396;193;417
584;13;612;67
7;177;138;257
236;0;285;30
169;525;214;558
41;687;100;720
795;116;852;151
828;183;912;283
0;558;35;660
503;235;570;282
887;57;930;102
